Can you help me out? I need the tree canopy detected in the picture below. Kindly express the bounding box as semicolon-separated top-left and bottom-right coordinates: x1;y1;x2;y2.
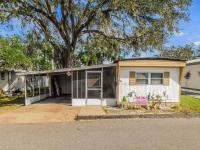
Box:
159;44;196;60
0;0;192;68
0;36;31;69
0;36;52;70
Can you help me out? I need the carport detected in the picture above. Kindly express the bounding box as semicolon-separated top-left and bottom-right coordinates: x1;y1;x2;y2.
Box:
17;64;117;106
18;68;72;105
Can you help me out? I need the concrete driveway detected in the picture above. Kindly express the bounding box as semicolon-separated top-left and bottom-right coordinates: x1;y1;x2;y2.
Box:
0;119;200;150
0;97;81;124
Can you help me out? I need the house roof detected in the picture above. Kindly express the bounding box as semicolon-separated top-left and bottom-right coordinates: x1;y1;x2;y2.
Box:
114;57;186;63
17;57;186;76
17;63;116;76
186;58;200;65
115;57;186;67
0;69;27;72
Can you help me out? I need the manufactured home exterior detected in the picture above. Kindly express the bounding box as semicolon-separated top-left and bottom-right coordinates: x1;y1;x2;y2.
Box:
0;69;25;92
18;58;185;106
116;58;185;104
182;58;200;94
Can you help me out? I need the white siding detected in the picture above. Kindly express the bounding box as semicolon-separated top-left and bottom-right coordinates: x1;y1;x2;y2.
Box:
182;64;200;90
119;67;180;102
0;71;25;92
72;98;116;106
0;71;9;91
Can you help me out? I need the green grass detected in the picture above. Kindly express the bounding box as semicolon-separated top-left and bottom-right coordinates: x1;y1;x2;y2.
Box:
0;96;19;103
0;96;24;115
179;95;200;112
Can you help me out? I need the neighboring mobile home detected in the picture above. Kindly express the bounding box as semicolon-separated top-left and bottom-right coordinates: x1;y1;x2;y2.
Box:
0;69;25;93
17;58;185;106
182;58;200;94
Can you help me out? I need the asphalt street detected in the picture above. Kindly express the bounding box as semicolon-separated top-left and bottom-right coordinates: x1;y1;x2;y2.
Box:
0;118;200;150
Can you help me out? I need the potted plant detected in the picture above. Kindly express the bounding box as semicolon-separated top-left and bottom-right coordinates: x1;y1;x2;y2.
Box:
122;96;127;110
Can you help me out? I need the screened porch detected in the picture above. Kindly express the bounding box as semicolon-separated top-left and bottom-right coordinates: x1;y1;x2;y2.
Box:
72;66;117;106
20;64;117;106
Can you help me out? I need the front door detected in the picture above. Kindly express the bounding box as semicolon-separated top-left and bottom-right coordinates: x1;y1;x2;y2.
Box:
86;71;102;105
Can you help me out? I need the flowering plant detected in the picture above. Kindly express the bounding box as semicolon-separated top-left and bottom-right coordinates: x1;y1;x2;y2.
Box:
134;96;148;106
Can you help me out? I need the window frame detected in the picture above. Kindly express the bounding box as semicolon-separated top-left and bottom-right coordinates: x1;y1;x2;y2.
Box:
134;72;164;85
150;73;163;85
135;72;149;85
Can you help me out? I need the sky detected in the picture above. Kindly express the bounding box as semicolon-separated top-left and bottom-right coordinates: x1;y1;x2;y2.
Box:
0;18;31;37
168;0;200;47
0;0;200;50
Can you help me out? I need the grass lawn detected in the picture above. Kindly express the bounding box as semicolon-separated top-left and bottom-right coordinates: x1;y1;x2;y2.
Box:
0;96;24;115
104;95;200;114
180;95;200;112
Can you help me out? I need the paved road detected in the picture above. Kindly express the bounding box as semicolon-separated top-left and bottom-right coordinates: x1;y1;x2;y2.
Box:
0;118;200;150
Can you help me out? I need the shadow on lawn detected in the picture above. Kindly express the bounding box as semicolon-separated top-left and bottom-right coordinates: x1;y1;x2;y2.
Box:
0;96;25;107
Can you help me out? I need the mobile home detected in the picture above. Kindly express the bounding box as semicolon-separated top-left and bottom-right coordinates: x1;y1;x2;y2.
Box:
0;69;25;93
182;58;200;94
18;58;185;106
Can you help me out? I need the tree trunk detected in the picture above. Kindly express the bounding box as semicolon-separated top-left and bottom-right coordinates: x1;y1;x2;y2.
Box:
65;49;72;68
63;47;73;68
52;46;73;69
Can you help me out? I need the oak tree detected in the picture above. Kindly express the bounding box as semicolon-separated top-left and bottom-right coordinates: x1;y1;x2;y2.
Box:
0;0;192;68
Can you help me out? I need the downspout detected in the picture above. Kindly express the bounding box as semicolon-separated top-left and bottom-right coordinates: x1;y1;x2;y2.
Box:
116;62;120;105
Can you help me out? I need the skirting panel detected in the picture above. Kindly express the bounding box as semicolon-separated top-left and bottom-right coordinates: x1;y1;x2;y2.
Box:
25;94;49;105
72;98;116;106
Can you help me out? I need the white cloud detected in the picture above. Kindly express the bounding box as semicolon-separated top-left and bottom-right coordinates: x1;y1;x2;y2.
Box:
194;41;200;46
174;31;185;37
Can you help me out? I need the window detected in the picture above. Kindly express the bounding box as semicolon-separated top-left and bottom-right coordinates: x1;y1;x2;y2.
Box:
150;73;163;85
134;72;164;85
1;72;5;80
136;73;148;84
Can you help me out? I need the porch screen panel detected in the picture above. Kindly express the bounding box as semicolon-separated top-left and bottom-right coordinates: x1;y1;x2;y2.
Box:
88;90;101;98
26;76;34;97
87;71;101;99
78;70;85;98
35;76;42;96
103;67;116;98
72;71;77;98
40;76;49;95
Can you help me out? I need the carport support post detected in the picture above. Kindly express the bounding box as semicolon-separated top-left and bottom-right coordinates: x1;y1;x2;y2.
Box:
48;74;52;97
85;70;88;106
32;75;34;97
24;75;27;106
38;76;41;100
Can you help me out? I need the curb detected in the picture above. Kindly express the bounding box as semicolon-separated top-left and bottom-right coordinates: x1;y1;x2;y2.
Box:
76;113;200;120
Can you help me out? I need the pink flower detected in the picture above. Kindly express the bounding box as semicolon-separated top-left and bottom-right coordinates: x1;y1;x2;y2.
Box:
134;96;148;106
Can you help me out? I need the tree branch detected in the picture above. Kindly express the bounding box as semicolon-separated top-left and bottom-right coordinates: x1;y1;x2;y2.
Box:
72;0;109;48
81;30;137;43
21;1;71;47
